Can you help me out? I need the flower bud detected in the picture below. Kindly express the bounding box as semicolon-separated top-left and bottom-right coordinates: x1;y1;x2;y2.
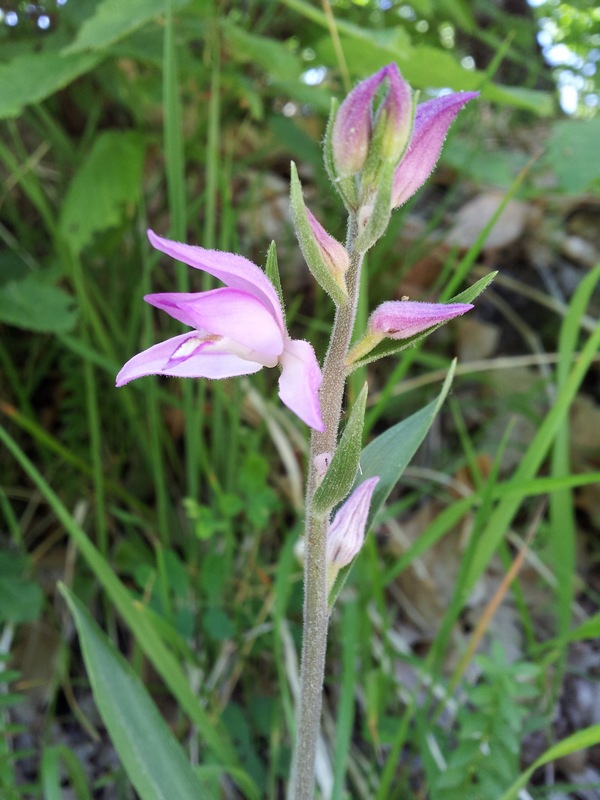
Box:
327;477;379;570
368;300;473;340
391;92;478;209
372;63;413;164
332;68;387;177
306;208;350;287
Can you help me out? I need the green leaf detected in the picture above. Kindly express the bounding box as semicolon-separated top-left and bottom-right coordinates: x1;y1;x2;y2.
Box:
222;20;303;81
0;50;101;119
328;366;455;610
357;361;456;530
547;117;600;193
60;585;212;800
265;241;285;319
41;745;92;800
0;272;77;333
313;383;368;514
289;162;348;305
0;425;259;799
0;552;43;624
349;272;496;371
355;161;394;253
566;611;600;643
59;132;146;254
499;725;600;800
64;0;190;54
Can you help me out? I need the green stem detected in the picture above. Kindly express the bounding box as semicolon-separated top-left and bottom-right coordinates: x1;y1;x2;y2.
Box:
289;216;364;800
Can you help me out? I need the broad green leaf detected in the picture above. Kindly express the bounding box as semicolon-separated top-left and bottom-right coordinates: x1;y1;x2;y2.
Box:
0;552;43;624
60;586;211;800
313;383;368;514
0;50;100;119
547;117;600;193
64;0;190;54
289;162;348;305
0;272;77;333
349;272;496;371
358;361;456;530
60;132;146;254
222;20;303;82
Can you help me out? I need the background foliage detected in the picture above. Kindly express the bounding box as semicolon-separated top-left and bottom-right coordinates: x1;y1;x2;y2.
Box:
1;0;599;798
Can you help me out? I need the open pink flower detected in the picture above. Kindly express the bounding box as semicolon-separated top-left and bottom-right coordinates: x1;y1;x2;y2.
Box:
116;230;324;431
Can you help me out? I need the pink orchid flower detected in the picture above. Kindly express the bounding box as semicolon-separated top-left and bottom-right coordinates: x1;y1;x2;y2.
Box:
116;230;325;432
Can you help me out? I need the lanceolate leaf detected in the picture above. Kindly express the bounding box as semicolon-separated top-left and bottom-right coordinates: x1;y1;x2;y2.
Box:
289;162;348;306
60;585;211;800
313;383;368;514
357;360;456;530
265;240;285;320
328;364;455;609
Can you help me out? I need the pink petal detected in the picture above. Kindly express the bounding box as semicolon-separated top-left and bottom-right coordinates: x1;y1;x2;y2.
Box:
116;332;263;386
332;66;389;176
375;63;413;162
369;300;473;339
278;339;324;431
306;208;349;277
147;230;286;333
391;92;478;208
145;288;284;362
327;477;380;568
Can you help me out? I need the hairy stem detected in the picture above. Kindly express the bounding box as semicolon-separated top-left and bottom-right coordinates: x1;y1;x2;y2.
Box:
289;215;363;800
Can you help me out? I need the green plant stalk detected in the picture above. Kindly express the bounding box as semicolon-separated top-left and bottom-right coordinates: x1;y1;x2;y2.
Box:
289;215;363;800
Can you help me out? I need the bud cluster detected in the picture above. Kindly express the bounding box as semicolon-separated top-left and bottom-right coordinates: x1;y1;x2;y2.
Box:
326;63;478;253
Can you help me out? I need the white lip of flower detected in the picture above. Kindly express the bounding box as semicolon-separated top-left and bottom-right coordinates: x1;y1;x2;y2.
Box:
169;333;279;369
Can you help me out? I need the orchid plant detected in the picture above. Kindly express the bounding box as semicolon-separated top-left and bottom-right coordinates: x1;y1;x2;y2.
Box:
118;63;489;799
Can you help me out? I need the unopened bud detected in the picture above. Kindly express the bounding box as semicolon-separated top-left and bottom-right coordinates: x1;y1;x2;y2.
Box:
326;477;379;570
369;300;473;340
391;92;478;209
306;209;349;288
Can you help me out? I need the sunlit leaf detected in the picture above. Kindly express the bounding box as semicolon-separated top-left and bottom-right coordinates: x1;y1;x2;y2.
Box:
59;132;146;254
0;50;100;119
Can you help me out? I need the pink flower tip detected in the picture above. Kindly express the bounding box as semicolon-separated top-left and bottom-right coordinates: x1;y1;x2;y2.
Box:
306;208;349;284
332;64;411;177
391;91;478;209
369;300;473;340
327;477;380;569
